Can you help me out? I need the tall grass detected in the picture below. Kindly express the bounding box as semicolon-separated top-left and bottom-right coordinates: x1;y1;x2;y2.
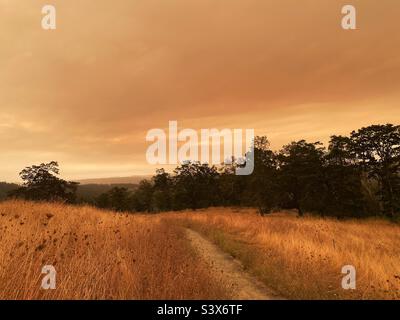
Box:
0;200;229;300
1;201;398;300
167;208;400;300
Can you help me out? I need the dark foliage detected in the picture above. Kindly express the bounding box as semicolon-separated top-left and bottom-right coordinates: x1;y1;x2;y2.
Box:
105;123;397;219
7;161;78;203
76;183;137;204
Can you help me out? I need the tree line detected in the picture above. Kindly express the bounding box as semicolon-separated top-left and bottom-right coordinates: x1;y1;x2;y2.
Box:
6;124;400;219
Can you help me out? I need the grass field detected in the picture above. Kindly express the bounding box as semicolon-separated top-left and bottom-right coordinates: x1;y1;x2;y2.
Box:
0;200;229;299
0;201;399;300
167;208;400;299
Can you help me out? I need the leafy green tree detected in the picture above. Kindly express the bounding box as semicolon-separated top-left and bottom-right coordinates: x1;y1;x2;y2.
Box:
243;136;279;215
109;187;132;212
9;161;78;203
96;187;133;212
96;192;111;209
84;123;400;220
219;161;244;207
326;135;355;166
131;180;154;212
324;135;364;217
151;169;172;211
172;162;220;210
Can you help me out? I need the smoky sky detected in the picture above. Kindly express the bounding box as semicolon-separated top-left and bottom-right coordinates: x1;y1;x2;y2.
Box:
1;0;400;181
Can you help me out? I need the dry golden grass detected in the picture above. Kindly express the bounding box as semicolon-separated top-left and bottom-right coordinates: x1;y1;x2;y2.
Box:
166;208;400;300
0;200;230;300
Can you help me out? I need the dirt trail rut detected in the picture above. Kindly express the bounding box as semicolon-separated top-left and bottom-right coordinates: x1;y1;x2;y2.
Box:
185;228;283;300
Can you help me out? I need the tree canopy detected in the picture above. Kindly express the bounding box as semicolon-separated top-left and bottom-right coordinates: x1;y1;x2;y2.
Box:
5;124;399;220
8;161;78;203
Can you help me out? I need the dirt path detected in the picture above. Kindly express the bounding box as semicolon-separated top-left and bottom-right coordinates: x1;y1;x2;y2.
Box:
185;228;283;300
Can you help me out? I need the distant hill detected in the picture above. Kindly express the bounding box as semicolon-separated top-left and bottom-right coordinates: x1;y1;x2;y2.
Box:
77;175;151;185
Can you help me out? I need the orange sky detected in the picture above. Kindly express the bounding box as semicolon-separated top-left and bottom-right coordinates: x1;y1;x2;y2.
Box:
1;0;400;182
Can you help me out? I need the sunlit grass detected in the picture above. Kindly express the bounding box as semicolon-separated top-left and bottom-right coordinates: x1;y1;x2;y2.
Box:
0;200;229;300
166;208;400;300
